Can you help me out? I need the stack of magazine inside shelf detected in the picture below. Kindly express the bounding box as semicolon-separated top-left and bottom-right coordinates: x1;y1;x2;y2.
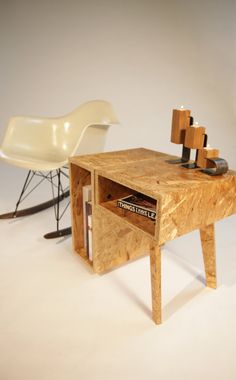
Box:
117;193;156;221
82;185;92;261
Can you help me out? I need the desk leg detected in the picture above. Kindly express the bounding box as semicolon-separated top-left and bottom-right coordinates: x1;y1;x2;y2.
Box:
200;223;217;289
150;243;161;324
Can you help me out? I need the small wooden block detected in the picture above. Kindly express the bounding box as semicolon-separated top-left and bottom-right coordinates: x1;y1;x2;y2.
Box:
197;148;219;168
171;109;191;144
184;126;206;149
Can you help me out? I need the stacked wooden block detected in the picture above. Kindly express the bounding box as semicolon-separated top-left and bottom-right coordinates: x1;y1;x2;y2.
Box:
171;107;220;169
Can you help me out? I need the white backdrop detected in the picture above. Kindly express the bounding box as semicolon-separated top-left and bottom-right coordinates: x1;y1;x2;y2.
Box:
1;3;236;380
0;0;235;168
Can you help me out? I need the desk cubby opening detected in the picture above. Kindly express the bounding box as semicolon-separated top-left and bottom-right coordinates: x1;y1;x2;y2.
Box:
97;175;157;236
70;163;93;268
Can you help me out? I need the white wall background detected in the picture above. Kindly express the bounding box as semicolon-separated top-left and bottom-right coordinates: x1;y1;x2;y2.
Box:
0;0;235;167
1;3;236;379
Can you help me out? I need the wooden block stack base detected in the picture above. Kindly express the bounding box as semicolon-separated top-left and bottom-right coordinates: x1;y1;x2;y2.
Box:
197;147;219;168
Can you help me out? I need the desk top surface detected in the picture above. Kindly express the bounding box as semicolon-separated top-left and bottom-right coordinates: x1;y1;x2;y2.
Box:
70;148;236;243
70;147;236;198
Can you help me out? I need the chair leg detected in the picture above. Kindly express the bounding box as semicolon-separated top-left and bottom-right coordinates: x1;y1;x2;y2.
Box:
0;168;72;239
0;169;71;239
44;169;72;239
0;170;36;218
0;170;70;219
14;170;33;216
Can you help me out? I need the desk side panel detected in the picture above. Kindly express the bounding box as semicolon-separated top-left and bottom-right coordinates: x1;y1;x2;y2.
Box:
93;206;151;273
159;176;236;244
70;162;91;253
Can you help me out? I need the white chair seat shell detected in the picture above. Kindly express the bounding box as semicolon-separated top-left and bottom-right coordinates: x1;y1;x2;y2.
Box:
0;100;119;171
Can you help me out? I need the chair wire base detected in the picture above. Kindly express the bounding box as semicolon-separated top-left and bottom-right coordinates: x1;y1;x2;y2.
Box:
0;168;71;239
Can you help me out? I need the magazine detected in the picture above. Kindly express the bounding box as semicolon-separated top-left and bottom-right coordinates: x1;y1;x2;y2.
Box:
117;194;156;220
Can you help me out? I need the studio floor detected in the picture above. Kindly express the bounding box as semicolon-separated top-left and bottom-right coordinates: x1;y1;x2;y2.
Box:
1;167;236;380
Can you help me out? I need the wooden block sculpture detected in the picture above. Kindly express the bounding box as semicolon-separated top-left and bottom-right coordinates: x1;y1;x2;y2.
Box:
182;123;207;169
171;108;191;144
168;107;228;175
184;124;206;149
168;107;192;163
197;147;219;169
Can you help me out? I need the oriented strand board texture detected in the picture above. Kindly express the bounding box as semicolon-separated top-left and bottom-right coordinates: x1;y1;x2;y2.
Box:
70;148;236;324
96;174;157;237
92;205;151;273
69;149;163;272
200;224;216;288
70;148;169;171
150;243;162;324
159;174;236;244
70;163;91;252
71;148;236;262
95;152;236;244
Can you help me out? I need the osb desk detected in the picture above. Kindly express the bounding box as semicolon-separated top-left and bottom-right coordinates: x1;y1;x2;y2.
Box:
70;148;236;324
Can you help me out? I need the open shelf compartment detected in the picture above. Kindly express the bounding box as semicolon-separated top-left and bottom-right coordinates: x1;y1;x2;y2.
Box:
97;175;157;237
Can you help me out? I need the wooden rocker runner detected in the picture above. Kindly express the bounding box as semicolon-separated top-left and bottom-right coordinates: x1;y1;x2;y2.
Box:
0;100;119;238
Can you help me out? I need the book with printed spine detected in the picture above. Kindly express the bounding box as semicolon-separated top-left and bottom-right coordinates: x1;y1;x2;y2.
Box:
85;201;93;261
117;194;156;220
82;185;92;250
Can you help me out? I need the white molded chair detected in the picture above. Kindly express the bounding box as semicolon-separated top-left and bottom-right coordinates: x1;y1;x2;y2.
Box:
0;100;119;238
